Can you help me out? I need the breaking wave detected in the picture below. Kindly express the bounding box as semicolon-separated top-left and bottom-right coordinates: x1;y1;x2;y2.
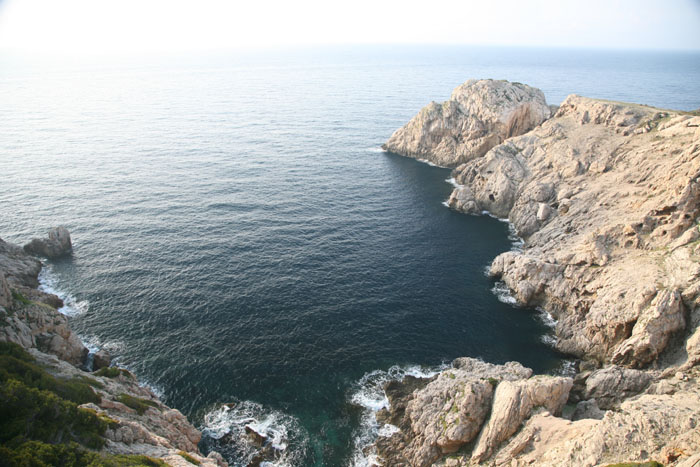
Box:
200;400;309;467
38;264;89;317
348;363;448;466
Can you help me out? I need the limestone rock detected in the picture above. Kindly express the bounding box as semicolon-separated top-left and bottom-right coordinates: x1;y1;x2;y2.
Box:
0;301;87;365
93;349;112;370
470;375;572;462
375;359;573;467
24;226;73;259
383;79;550;167
581;366;652;409
0;237;42;288
450;95;700;368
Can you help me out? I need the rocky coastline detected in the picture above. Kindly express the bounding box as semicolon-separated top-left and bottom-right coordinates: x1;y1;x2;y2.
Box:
0;228;227;466
374;79;700;465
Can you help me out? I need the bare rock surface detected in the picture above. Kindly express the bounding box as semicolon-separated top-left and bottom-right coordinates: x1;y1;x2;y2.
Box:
375;358;572;467
382;79;550;167
23;226;73;258
450;95;700;369
375;91;700;466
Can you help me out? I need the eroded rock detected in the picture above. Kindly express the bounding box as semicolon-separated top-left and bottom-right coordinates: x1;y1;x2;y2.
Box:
383;79;550;167
24;226;73;259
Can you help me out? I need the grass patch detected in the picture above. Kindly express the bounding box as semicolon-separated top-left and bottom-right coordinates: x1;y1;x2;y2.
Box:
117;394;160;415
178;450;201;465
487;377;499;388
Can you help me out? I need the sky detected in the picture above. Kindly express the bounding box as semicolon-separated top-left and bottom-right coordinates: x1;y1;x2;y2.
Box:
0;0;699;57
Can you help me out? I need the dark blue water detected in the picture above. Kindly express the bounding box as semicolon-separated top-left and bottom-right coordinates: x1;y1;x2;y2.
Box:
1;46;699;465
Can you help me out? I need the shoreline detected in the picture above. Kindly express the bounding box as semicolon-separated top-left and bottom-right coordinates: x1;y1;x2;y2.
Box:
370;79;700;465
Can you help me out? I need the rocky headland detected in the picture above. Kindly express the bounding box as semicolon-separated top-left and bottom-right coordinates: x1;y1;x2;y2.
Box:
0;228;227;466
375;79;700;466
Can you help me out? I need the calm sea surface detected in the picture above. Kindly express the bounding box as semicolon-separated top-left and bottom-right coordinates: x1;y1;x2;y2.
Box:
2;46;699;465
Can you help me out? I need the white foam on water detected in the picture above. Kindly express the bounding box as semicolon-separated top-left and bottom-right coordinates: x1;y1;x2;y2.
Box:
491;281;517;305
445;177;462;188
348;363;449;467
366;147;385;153
38;265;89;317
201;400;308;467
536;307;557;329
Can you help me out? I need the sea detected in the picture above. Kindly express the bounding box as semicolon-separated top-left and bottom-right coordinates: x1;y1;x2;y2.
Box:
1;45;699;465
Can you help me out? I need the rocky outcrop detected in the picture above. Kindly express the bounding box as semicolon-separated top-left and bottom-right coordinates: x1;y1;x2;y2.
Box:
0;234;227;466
449;95;700;369
374;358;572;466
24;226;73;258
382;79;551;167
373;89;700;466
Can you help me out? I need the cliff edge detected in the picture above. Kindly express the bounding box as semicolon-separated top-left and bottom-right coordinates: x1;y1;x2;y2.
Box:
0;233;227;467
374;85;700;465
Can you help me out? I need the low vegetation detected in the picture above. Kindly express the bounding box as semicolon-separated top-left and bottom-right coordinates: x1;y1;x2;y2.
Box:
117;393;160;415
0;341;170;466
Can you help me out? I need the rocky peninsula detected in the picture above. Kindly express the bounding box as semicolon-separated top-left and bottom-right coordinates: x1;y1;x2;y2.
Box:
0;228;227;466
376;79;700;465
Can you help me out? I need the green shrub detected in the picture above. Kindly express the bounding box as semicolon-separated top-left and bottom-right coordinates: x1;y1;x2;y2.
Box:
0;440;167;466
94;366;132;379
117;394;160;415
0;343;100;405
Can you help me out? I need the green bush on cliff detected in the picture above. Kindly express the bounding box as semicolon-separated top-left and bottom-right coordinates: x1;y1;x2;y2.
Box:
0;342;100;405
94;366;133;379
0;440;167;466
117;393;160;415
0;342;107;450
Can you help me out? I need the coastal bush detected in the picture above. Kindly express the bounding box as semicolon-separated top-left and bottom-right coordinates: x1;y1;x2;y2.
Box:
0;342;107;450
117;393;160;415
0;342;100;405
0;440;167;466
94;366;133;379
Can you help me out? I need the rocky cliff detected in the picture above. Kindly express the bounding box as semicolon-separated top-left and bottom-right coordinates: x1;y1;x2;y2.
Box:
0;232;227;467
374;85;700;465
382;79;551;168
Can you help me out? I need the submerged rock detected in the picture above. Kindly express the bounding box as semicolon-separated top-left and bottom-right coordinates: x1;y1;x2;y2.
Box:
24;226;73;259
382;79;550;167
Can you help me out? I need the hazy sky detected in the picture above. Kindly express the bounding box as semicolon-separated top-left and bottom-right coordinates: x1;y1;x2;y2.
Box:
0;0;699;56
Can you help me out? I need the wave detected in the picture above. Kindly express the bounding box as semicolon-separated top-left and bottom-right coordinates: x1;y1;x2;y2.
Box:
348;363;448;467
491;281;517;305
366;147;385;153
200;400;308;467
38;264;89;317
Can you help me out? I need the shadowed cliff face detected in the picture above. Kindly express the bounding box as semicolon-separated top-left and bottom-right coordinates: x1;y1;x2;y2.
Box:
381;79;551;168
374;91;700;466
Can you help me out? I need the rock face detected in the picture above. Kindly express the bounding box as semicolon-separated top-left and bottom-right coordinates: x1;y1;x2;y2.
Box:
373;89;700;466
382;79;551;167
449;96;700;369
0;233;227;466
24;226;73;258
375;358;571;467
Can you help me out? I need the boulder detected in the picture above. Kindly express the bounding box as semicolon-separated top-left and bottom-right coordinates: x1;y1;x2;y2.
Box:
383;79;550;167
93;349;112;370
24;226;73;259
